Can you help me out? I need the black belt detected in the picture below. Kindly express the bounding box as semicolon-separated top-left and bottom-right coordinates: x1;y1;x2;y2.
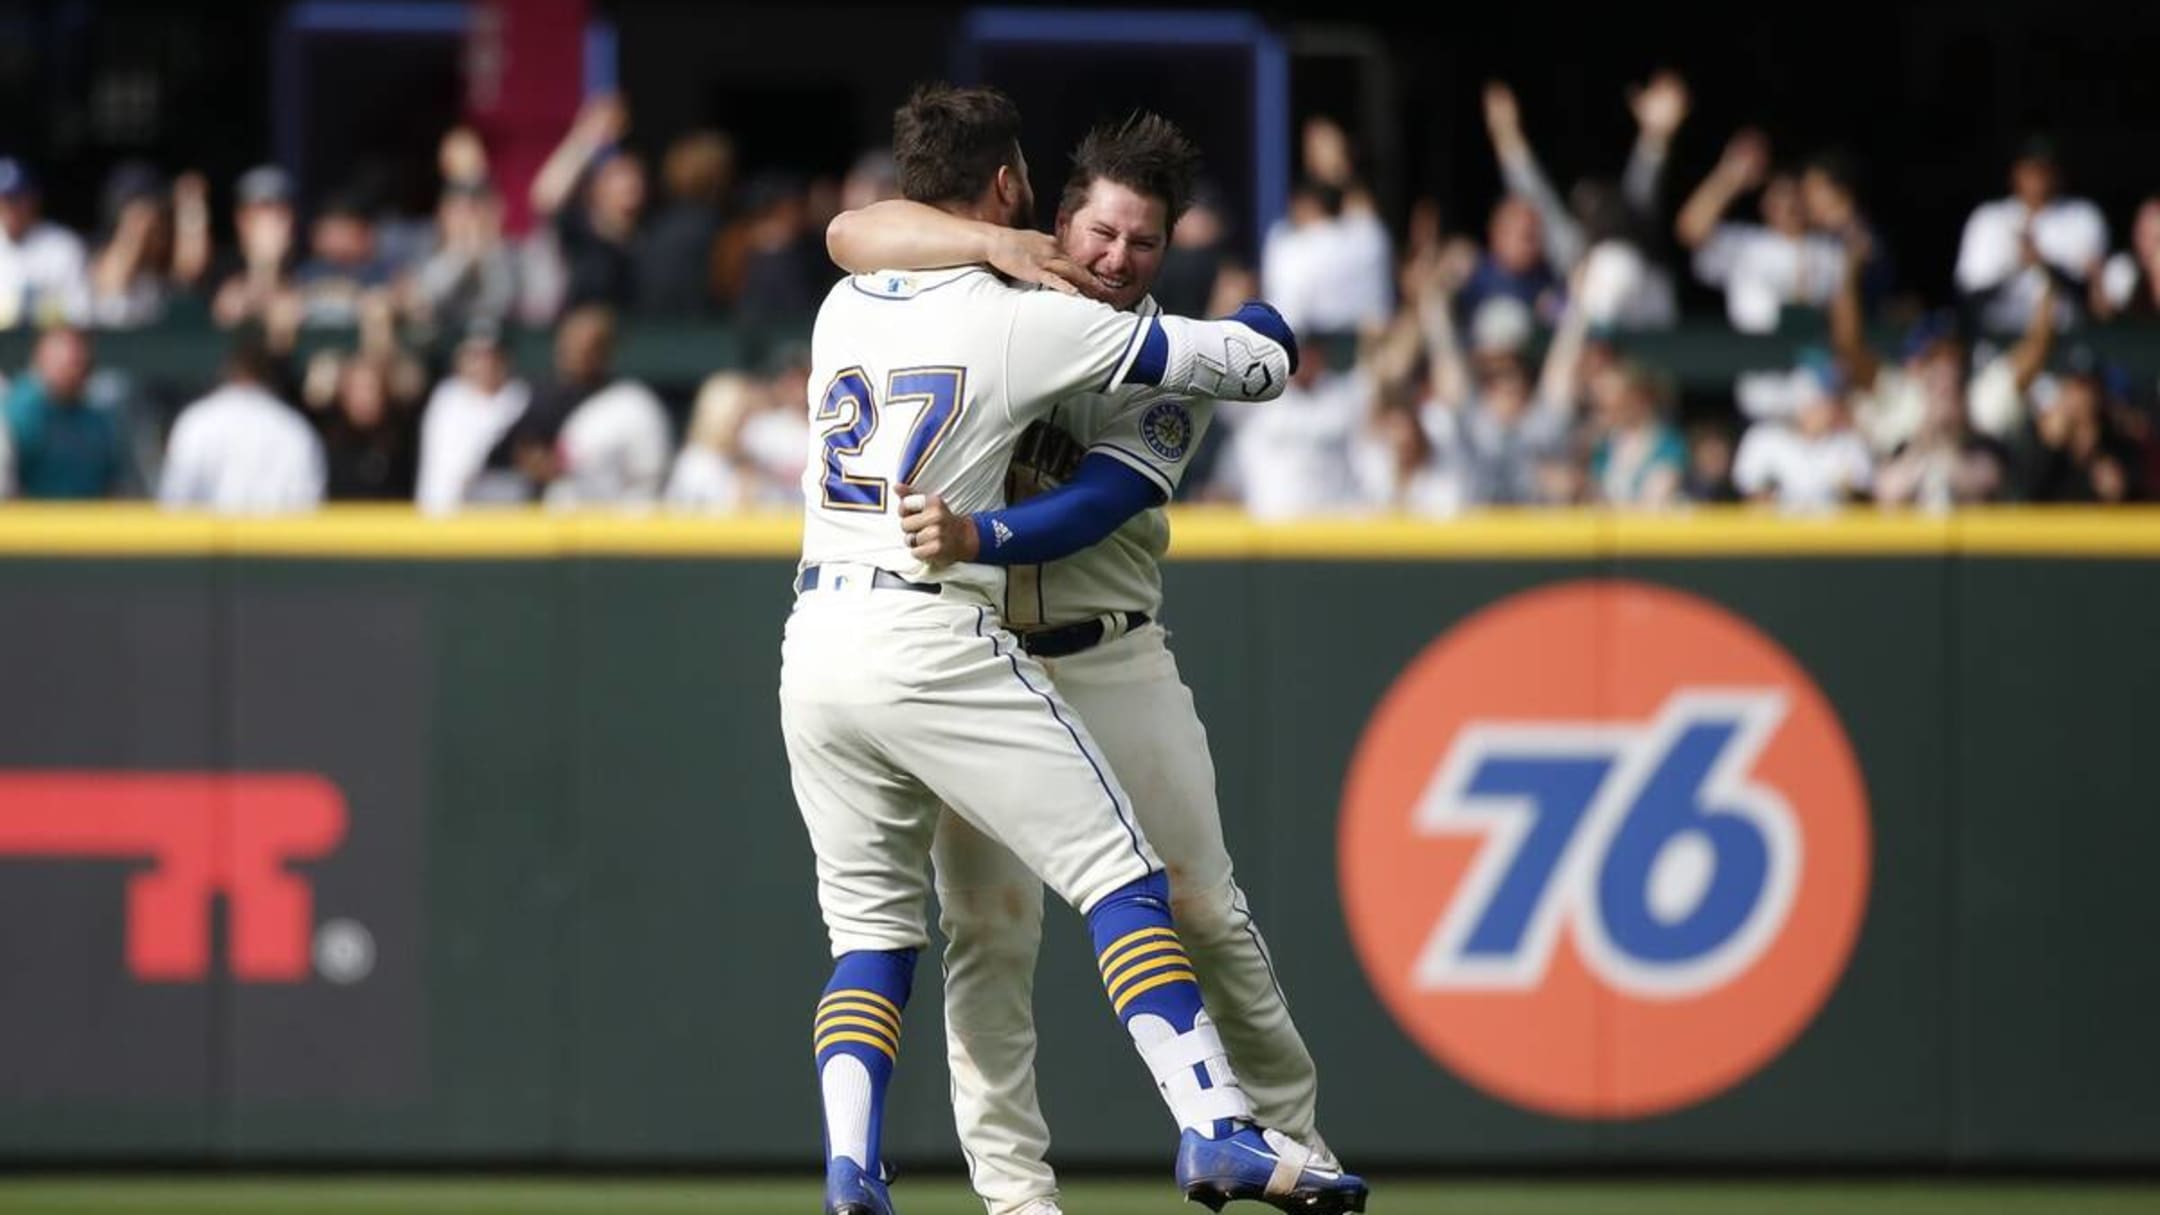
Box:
796;565;942;595
1019;611;1150;658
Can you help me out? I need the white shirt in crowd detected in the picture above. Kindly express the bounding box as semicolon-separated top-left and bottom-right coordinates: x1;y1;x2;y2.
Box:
158;383;325;514
735;407;809;508
1262;209;1392;334
1349;420;1468;516
415;375;531;514
0;222;88;329
1733;422;1874;513
1852;357;2025;453
1692;223;1846;334
664;446;749;511
545;380;671;507
1955;196;2108;332
0;384;13;498
1575;240;1678;331
1218;372;1370;520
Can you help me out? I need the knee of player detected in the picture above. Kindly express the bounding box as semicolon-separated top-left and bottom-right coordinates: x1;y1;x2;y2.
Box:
1168;876;1245;943
937;885;1045;953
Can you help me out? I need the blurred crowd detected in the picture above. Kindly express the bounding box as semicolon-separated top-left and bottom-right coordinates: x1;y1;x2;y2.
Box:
1;75;2157;513
1204;75;2159;516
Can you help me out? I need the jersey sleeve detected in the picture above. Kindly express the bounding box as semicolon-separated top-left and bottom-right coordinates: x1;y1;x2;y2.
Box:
1086;393;1216;501
1004;289;1152;422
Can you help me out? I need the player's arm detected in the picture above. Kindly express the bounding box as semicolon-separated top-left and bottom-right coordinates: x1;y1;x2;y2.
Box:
1007;292;1298;420
826;200;1099;295
899;454;1161;566
903;391;1213;565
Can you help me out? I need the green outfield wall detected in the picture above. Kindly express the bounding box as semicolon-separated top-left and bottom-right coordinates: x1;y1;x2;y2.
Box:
0;508;2153;1168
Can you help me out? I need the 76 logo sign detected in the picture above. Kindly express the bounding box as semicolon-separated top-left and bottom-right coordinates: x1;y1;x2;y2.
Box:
1415;692;1799;999
1339;580;1871;1118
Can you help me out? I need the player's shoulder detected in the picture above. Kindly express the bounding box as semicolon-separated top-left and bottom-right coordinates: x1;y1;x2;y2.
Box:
841;265;1005;302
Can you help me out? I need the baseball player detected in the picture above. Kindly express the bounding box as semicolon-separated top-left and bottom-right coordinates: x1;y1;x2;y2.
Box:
827;114;1359;1215
783;84;1360;1215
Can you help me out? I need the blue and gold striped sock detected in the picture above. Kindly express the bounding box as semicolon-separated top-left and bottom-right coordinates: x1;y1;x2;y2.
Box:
1088;872;1249;1138
813;948;916;1178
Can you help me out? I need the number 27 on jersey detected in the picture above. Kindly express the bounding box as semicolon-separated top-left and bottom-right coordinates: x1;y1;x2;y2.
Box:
816;366;966;512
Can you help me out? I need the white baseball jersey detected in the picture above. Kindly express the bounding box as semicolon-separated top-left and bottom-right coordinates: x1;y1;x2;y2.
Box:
800;267;1158;603
1001;297;1214;628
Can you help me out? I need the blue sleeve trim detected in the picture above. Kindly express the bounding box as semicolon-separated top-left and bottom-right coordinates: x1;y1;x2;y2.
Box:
1121;317;1169;387
1087;441;1177;500
968;453;1165;566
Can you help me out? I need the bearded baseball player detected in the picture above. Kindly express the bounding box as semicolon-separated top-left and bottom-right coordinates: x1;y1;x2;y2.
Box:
783;84;1360;1215
826;112;1363;1215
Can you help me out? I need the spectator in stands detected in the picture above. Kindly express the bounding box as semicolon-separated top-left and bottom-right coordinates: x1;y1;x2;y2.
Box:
211;165;302;332
1476;75;1683;329
1586;362;1686;508
1416;265;1581;506
1732;366;1873;511
1155;181;1234;319
635;131;733;316
2094;196;2160;321
410;180;518;336
319;352;418;501
296;190;399;327
416;324;529;513
1676;130;1846;333
88;164;212;328
1800;151;1893;311
1836;245;2053;455
1457;195;1562;328
485;305;667;505
725;342;809;506
1685;420;1741;503
726;172;824;325
547;341;669;507
1872;371;2010;510
665;371;767;510
1261;117;1391;333
2015;358;2142;503
0;158;89;329
1214;332;1370;518
159;331;324;513
530;93;645;313
1351;387;1467;517
3;327;120;499
1956;136;2107;335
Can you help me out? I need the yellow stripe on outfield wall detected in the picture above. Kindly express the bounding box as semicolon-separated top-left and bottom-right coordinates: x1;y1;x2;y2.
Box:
0;506;2154;559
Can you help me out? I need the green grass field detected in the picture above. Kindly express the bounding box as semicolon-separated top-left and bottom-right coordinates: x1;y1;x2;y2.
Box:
1;1177;2157;1215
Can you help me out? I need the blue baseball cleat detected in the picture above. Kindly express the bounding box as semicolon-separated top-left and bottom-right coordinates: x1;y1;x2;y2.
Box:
823;1158;896;1215
1177;1125;1368;1213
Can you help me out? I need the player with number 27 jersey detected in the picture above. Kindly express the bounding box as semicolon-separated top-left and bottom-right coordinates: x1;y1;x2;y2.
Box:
799;265;1272;605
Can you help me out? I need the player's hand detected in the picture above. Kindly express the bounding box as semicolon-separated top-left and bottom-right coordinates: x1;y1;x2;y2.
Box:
897;485;980;565
989;228;1102;298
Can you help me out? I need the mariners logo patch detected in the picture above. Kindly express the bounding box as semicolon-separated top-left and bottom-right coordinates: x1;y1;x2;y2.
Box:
1140;400;1194;461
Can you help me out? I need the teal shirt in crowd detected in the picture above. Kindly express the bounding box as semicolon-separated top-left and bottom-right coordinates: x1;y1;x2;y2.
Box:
4;375;121;499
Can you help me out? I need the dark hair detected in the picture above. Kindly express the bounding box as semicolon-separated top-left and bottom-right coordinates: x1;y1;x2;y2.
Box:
1569;178;1633;246
1804;149;1860;196
225;327;278;385
1291;176;1344;219
1057;111;1201;230
892;83;1023;206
